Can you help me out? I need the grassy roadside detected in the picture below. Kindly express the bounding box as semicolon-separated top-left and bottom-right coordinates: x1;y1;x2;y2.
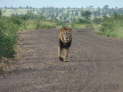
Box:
0;16;58;73
93;15;123;39
0;16;19;73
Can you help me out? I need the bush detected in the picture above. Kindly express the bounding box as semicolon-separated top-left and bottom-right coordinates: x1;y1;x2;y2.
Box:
0;17;19;58
93;17;103;24
98;15;123;38
77;18;91;24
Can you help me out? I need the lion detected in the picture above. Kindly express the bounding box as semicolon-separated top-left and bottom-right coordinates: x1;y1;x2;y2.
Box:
58;27;72;62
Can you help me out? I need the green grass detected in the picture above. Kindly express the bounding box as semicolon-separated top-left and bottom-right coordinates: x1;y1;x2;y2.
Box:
109;26;123;38
67;23;92;30
94;15;123;38
72;24;87;29
36;21;57;29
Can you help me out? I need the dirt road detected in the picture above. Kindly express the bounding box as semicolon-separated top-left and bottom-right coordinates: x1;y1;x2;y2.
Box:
0;29;123;92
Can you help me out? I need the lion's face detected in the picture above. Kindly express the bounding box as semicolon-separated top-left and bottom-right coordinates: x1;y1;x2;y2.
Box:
59;27;72;43
62;31;72;43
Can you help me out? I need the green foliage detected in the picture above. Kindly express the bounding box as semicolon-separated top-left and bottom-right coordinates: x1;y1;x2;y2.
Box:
0;17;19;58
72;23;87;29
98;15;123;38
36;21;57;29
10;16;23;26
19;19;57;30
81;11;91;19
93;17;103;24
77;18;91;24
0;9;2;16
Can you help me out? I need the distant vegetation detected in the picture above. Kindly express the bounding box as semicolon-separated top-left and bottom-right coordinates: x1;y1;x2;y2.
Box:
93;14;123;38
0;5;123;59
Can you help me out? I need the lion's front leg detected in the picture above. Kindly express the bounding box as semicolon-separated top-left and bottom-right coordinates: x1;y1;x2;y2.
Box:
58;46;63;61
63;48;69;62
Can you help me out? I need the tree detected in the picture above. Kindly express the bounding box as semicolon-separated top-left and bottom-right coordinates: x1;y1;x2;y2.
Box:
82;11;91;19
103;5;109;16
0;9;2;16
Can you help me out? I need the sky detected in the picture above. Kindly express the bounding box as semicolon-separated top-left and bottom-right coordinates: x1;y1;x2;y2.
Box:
0;0;123;8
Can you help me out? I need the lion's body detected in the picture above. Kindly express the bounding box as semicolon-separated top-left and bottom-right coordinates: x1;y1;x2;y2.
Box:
58;27;72;62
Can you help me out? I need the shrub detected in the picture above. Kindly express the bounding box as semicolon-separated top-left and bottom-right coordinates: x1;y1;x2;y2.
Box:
77;18;91;24
98;15;123;38
0;17;19;58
